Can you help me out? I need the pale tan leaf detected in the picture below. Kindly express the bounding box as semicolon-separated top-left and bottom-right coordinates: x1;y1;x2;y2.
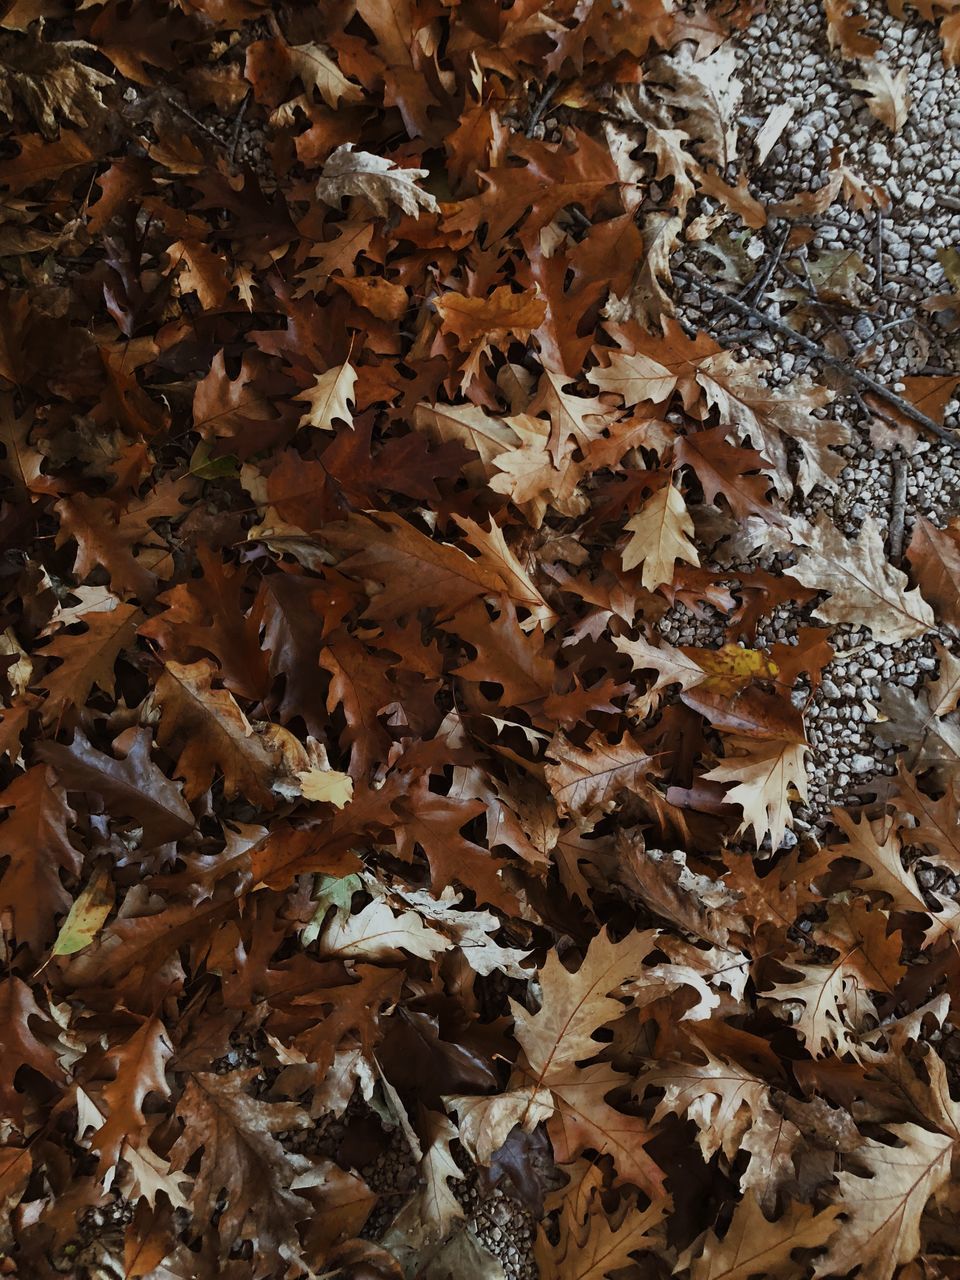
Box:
296;362;356;431
383;1110;464;1253
850;59;910;133
692;1194;841;1280
621;482;700;590
512;928;657;1077
316;143;439;217
412;401;519;477
697;355;850;496
702;737;808;851
649;43;742;168
445;1088;554;1165
588;349;678;406
286;41;363;108
319;898;450;962
754;103;795;166
784;513;935;643
814;1124;953;1280
295;767;353;808
390;884;530;978
536;1190;668;1280
612;634;706;717
643;124;698;219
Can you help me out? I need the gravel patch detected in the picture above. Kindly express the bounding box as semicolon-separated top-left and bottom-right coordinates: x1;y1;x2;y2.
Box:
670;0;960;834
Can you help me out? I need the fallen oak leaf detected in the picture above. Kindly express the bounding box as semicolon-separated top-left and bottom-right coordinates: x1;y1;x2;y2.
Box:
814;1124;953;1280
295;767;354;808
824;0;880;58
37;726;195;847
511;929;665;1194
88;1016;173;1174
2;129;94;194
445;1088;554;1166
0;32;111;138
850;59;910;133
905;515;960;628
688;1193;841;1280
151;658;284;807
319;897;450;961
382;1109;465;1255
702;736;808;850
296;361;357;431
0;766;81;953
315;143;439;218
535;1186;668;1280
170;1070;319;1253
780;513;935;643
435;286;546;389
621;479;700;591
545;730;660;822
283;41;364;108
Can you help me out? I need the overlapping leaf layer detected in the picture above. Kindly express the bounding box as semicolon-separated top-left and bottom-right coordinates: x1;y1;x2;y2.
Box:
2;1;960;1277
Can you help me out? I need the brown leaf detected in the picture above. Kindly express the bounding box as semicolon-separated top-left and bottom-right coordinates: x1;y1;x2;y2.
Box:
152;658;283;806
171;1070;317;1252
0;767;80;952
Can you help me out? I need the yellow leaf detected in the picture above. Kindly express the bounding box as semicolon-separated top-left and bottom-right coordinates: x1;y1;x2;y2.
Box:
52;866;113;956
295;767;354;808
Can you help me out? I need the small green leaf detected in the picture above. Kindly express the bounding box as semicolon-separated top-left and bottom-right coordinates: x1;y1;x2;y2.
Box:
302;872;363;945
189;441;239;479
52;866;113;956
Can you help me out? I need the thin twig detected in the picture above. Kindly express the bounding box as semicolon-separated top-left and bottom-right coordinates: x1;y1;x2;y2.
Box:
163;93;224;146
875;208;885;315
888;457;909;564
787;257;853;351
525;76;558;137
737;222;790;305
229;90;252;166
674;265;960;451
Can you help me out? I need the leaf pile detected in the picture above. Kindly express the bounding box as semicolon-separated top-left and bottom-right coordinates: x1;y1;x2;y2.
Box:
1;1;960;1278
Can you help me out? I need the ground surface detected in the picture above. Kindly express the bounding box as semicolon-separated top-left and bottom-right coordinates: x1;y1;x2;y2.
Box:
4;0;960;1277
490;1;960;1273
684;0;960;835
